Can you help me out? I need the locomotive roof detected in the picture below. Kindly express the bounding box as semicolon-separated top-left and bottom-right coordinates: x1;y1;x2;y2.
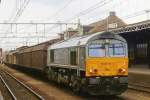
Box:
49;31;126;49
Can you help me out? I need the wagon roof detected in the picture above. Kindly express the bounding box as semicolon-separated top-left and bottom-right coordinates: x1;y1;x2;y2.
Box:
49;31;126;49
8;50;18;55
19;38;61;53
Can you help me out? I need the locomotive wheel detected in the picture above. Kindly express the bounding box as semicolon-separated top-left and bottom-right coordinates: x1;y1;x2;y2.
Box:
47;68;53;80
71;76;81;93
57;74;61;84
44;67;49;77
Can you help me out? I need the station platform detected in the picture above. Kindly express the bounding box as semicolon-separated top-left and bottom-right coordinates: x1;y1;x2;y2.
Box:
128;66;150;92
129;64;150;74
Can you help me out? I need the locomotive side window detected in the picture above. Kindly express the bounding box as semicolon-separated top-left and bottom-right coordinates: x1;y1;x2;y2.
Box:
88;44;106;57
79;47;85;66
70;49;77;65
50;50;54;63
109;43;125;57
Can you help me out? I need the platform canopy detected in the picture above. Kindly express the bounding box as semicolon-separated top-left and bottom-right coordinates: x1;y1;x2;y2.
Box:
49;31;126;50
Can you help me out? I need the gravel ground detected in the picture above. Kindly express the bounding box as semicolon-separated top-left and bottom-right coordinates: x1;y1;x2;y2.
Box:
1;64;150;100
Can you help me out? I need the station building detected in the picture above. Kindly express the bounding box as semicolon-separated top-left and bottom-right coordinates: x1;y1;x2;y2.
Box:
61;12;150;69
113;21;150;68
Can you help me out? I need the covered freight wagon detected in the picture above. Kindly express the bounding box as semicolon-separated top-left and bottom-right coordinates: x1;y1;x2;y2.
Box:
6;38;61;71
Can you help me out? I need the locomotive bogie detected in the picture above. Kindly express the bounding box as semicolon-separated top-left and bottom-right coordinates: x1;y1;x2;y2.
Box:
85;77;128;95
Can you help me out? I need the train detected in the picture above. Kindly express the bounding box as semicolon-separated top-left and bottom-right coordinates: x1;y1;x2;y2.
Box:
5;31;128;95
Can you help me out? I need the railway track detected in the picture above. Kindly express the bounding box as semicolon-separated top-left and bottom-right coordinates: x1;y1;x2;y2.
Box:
128;84;150;94
0;69;44;100
2;65;150;100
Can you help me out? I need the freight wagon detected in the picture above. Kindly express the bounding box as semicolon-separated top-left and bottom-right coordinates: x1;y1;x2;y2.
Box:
5;39;60;71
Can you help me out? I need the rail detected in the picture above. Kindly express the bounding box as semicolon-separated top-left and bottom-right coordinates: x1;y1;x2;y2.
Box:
0;70;45;100
129;84;150;93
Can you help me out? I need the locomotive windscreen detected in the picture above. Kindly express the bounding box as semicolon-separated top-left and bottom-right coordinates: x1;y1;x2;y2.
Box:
88;39;126;58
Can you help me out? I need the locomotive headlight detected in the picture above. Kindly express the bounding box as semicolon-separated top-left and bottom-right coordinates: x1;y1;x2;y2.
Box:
118;68;126;74
89;68;93;73
89;68;98;74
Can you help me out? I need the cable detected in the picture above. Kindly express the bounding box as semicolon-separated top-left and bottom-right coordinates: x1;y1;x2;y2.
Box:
6;0;74;46
86;9;149;34
45;0;112;33
1;0;31;44
1;1;149;49
47;0;74;20
83;0;124;24
12;0;31;22
65;0;112;22
45;9;149;37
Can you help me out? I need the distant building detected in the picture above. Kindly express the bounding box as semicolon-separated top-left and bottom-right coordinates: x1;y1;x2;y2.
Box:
59;11;126;38
58;28;79;40
64;28;78;39
112;19;150;68
87;11;126;34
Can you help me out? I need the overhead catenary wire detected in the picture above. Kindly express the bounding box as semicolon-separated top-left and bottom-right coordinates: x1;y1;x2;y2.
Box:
1;0;150;50
0;10;148;35
5;1;145;37
3;0;75;46
46;2;150;35
46;0;74;20
65;0;111;21
15;0;74;32
24;0;111;37
45;0;111;34
82;0;124;24
1;0;110;44
10;0;31;23
0;0;31;45
86;9;150;33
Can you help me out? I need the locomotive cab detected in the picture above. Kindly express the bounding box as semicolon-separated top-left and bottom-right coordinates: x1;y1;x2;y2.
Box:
84;32;128;95
86;39;128;76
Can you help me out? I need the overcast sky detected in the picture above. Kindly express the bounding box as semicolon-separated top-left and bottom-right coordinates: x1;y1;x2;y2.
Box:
0;0;150;50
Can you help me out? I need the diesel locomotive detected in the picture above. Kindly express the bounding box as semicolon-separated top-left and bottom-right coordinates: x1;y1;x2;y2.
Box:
5;31;128;95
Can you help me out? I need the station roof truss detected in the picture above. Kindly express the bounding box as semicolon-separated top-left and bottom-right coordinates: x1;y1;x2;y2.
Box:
111;20;150;34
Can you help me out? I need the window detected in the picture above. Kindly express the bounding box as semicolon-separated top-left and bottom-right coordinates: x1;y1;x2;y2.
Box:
50;50;54;62
136;43;147;58
70;50;77;65
88;44;106;57
79;47;85;66
108;23;118;28
109;43;125;57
